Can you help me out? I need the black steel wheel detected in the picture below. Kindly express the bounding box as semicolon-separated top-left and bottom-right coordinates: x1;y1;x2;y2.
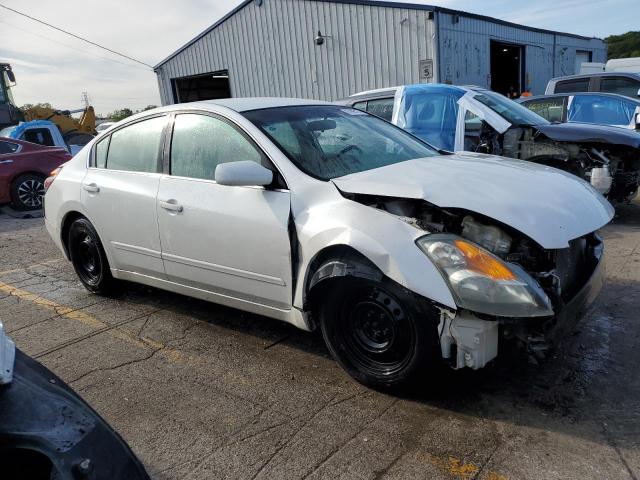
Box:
68;218;117;295
10;174;45;210
320;278;438;389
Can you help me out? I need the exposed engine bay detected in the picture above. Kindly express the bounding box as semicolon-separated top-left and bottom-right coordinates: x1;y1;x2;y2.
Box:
466;124;640;202
344;192;604;369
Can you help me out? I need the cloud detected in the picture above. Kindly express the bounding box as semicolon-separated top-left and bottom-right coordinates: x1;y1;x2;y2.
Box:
0;0;244;115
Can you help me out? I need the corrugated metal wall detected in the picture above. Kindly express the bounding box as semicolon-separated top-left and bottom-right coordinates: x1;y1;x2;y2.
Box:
155;0;437;104
155;0;607;104
436;12;606;94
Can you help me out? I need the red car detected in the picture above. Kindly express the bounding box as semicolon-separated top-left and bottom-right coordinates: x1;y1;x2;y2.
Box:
0;138;71;210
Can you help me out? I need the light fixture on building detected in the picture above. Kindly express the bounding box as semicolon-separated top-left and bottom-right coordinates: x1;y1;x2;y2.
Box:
315;30;331;46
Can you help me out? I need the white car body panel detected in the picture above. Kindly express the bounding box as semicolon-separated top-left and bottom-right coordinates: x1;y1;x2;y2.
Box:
44;98;612;339
156;176;292;309
80;168;164;277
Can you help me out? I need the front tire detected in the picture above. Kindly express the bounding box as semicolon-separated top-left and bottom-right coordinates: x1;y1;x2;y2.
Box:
10;174;45;210
68;218;118;295
319;278;439;389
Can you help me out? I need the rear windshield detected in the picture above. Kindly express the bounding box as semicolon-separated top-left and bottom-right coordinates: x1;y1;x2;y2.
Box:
243;105;438;180
474;90;550;127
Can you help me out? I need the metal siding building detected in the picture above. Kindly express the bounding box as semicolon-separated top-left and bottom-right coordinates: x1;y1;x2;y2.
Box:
154;0;606;104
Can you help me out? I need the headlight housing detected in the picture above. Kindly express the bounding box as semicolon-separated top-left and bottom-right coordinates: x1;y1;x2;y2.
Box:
417;234;553;317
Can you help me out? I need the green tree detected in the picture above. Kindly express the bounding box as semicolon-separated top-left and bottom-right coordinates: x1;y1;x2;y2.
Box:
605;31;640;59
109;108;134;122
20;102;52;111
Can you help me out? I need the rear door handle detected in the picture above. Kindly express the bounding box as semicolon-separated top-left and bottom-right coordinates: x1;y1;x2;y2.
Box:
159;200;183;213
82;183;100;193
0;159;13;164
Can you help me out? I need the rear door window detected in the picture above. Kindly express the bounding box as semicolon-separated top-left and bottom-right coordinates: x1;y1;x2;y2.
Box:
554;78;590;94
106;116;165;173
522;97;566;122
365;98;394;121
599;77;640;98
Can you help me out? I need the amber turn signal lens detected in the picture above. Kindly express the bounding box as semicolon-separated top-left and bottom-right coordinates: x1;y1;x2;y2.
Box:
454;239;516;281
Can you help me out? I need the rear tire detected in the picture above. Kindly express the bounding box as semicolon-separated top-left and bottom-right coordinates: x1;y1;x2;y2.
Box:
10;174;45;211
68;218;118;295
319;277;439;389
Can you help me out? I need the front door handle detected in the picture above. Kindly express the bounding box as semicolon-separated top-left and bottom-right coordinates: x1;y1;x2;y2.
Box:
159;199;183;213
82;183;100;193
0;159;14;164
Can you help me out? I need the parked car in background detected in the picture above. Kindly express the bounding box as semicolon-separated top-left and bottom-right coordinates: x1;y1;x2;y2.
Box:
0;120;91;155
545;72;640;100
518;92;640;131
0;323;150;480
341;84;640;203
95;121;115;133
0;137;71;210
45;99;613;388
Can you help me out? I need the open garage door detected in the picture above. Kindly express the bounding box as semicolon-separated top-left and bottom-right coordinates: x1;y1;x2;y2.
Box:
171;70;231;103
490;41;524;97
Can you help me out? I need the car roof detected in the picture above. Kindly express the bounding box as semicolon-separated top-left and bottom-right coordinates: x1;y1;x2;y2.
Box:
521;92;640;104
183;97;332;112
346;83;471;101
549;72;640;82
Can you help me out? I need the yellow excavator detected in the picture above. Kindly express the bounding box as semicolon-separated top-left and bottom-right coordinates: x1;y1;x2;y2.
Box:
22;104;97;145
1;63;96;149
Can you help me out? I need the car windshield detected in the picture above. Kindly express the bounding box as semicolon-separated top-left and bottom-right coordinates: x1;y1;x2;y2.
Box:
474;90;550;127
0;126;16;138
243;105;439;180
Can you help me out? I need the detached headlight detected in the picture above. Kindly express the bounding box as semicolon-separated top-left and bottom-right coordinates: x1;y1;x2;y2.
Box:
417;234;553;317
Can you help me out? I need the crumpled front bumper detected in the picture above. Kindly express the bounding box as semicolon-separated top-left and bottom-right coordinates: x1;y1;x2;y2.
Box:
0;349;150;480
439;236;606;369
505;237;606;358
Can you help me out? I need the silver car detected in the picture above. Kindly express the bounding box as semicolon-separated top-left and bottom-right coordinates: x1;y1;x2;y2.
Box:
44;98;612;388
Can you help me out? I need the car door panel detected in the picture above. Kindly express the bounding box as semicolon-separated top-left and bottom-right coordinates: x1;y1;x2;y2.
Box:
157;178;292;309
81;169;164;277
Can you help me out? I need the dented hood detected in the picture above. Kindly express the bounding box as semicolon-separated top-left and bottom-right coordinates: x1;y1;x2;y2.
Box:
534;123;640;149
332;152;614;249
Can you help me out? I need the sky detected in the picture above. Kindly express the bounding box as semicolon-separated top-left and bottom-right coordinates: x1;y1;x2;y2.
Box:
1;0;639;116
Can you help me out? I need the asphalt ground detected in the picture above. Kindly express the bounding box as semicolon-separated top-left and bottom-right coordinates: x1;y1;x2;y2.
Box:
1;200;639;480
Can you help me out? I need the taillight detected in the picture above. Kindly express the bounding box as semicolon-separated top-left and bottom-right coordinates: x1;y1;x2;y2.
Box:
44;167;62;192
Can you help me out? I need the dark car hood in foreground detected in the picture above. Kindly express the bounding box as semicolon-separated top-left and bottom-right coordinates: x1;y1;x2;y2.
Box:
534;122;640;148
0;349;150;480
332;152;614;249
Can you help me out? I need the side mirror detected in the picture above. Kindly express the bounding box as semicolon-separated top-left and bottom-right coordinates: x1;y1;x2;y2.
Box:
635;112;640;130
215;161;273;187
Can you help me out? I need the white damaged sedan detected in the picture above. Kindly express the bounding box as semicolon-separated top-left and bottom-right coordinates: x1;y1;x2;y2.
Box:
44;99;613;388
